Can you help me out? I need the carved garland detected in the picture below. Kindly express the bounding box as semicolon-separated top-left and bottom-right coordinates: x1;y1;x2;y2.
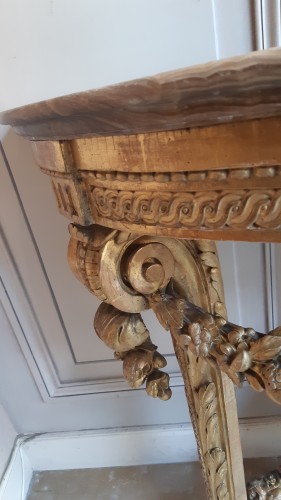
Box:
149;293;281;405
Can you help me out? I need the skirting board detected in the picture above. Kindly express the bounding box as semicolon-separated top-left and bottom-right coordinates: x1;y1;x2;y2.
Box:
1;417;280;500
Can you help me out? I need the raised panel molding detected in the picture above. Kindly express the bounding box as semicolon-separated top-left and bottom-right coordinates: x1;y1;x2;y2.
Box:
254;0;281;49
211;0;254;58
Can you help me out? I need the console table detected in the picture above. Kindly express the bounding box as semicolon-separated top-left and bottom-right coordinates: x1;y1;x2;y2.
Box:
1;47;281;499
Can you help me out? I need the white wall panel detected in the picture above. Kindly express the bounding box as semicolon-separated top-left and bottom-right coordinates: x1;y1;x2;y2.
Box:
0;294;190;433
211;0;254;58
260;0;281;48
0;0;216;111
217;242;269;332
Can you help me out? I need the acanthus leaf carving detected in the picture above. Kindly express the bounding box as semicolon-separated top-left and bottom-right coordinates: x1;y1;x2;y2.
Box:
249;336;281;361
148;293;186;331
196;383;229;500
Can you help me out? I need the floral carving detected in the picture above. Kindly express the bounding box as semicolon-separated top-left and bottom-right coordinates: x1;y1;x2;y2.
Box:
247;469;281;499
149;293;281;405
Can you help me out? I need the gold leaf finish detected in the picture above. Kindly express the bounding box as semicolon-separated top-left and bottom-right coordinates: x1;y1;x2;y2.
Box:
91;187;281;231
94;303;149;352
68;219;281;495
68;226;246;498
197;383;229;500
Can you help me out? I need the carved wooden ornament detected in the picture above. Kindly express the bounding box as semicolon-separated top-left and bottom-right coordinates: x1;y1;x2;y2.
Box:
2;47;281;500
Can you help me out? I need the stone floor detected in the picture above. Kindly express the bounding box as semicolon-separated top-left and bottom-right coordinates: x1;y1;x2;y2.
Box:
27;458;280;500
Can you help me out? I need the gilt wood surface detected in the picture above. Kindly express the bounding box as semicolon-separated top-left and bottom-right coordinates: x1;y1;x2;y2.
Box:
30;118;281;243
68;226;246;499
1;47;281;140
2;46;281;499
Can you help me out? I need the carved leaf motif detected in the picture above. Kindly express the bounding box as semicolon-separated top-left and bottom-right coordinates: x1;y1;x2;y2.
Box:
217;483;229;500
230;350;252;373
216;461;228;484
206;414;218;451
249;336;281;361
270;326;281;337
214;301;227;319
205;398;218;423
197;240;216;253
113;231;135;245
210;447;225;464
223;368;244;387
199;251;219;268
150;295;186;331
206;447;229;499
199;382;216;407
245;371;265;392
209;287;220;309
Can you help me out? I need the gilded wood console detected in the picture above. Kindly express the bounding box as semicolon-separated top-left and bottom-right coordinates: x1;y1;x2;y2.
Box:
1;48;281;499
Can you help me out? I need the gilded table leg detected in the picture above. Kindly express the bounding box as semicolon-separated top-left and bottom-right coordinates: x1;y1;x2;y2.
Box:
68;224;247;499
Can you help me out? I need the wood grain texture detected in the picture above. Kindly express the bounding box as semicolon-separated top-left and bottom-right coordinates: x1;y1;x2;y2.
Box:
71;118;281;174
31;118;281;175
1;48;281;140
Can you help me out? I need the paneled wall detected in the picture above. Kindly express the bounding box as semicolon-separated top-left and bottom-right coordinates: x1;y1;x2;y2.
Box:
0;0;280;434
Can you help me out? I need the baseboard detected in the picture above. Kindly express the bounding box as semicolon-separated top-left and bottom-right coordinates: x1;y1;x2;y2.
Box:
1;417;280;499
0;436;33;500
